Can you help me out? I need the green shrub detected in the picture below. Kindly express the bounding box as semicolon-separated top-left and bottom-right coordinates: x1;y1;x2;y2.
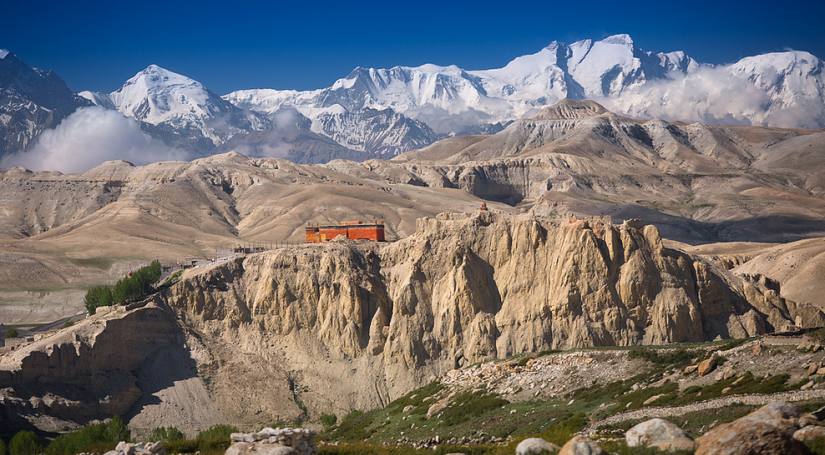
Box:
320;413;337;429
10;432;41;455
195;425;237;452
5;327;18;338
628;347;697;366
0;438;6;455
45;417;130;455
149;426;184;443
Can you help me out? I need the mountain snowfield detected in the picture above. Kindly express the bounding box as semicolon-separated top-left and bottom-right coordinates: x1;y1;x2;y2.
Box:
225;33;825;135
2;34;825;168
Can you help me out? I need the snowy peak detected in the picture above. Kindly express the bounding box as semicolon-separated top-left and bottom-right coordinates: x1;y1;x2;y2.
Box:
0;49;9;60
110;64;219;125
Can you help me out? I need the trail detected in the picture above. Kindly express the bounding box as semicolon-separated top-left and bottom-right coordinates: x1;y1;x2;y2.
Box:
587;389;825;433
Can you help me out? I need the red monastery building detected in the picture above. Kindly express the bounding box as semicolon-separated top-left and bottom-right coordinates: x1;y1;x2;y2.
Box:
305;221;385;243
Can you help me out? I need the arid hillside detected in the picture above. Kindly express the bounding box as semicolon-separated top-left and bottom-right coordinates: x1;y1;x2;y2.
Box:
1;100;824;324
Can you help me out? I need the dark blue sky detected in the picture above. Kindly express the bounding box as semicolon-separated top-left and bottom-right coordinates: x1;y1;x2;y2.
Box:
2;0;824;94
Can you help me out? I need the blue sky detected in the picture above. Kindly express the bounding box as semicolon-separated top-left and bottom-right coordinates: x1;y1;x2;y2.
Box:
2;0;824;94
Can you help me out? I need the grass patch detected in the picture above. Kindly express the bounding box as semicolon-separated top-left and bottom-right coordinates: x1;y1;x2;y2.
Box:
438;391;509;426
387;382;444;416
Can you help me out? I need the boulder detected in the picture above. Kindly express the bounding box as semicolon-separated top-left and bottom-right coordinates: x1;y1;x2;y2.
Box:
697;355;718;376
793;425;825;442
558;436;603;455
695;402;807;455
515;437;560;454
625;418;695;452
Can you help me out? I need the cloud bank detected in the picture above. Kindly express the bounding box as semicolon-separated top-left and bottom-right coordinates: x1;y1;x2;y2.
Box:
601;66;825;129
1;107;189;173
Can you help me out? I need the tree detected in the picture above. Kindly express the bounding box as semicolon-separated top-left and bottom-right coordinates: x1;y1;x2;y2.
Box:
0;437;6;455
9;431;41;455
84;286;113;315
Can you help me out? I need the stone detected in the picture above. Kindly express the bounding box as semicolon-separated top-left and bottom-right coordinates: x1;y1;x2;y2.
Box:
558;436;603;455
643;394;665;406
515;437;560;454
817;367;825;376
808;362;820;376
695;402;807;455
104;442;166;455
225;428;315;455
625;418;695;452
697;356;718;377
403;405;414;413
793;425;825;442
683;365;698;374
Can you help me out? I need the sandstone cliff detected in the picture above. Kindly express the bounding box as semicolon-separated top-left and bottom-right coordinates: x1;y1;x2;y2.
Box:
1;212;819;435
160;212;817;426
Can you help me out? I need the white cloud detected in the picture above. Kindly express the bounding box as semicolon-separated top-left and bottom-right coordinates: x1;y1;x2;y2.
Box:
1;106;189;173
601;67;772;126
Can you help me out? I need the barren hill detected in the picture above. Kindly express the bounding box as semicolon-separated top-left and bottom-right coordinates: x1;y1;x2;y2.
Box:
1;100;824;323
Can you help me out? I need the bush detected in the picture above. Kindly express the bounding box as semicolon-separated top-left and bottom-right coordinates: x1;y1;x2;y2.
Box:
0;438;6;455
195;425;237;452
149;426;184;443
45;417;130;455
10;432;41;455
320;413;337;429
5;327;18;338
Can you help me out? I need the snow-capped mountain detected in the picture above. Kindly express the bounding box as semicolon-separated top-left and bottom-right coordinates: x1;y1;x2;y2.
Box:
227;33;825;135
2;33;825;168
83;65;269;151
226;34;703;135
0;50;90;158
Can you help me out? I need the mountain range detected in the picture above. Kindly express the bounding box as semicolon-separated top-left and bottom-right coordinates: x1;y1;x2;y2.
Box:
1;34;824;167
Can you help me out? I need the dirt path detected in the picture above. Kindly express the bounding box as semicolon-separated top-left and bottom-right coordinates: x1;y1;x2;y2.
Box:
587;389;825;432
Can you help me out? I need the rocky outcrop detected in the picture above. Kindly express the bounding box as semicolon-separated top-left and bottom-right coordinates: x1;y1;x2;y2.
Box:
104;441;166;455
695;402;809;455
161;212;813;426
227;428;316;455
0;301;180;434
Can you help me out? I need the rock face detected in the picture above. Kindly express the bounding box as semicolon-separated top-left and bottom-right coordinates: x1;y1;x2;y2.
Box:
162;212;810;426
625;418;695;452
0;301;181;434
695;402;808;455
227;428;316;455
